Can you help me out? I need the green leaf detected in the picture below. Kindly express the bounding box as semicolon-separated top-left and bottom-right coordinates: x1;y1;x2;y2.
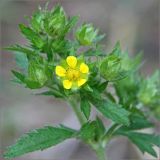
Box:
95;117;106;139
19;24;44;49
90;98;130;126
114;72;141;106
115;131;160;157
118;114;153;131
14;52;28;72
150;135;160;147
64;16;79;33
80;98;91;120
78;120;105;142
36;90;64;98
59;124;77;133
4;126;76;158
111;41;121;55
93;34;105;43
104;92;116;102
127;133;158;157
83;47;105;57
97;81;108;92
78;121;97;141
25;80;42;89
12;70;26;83
138;71;160;105
5;44;35;57
120;51;143;71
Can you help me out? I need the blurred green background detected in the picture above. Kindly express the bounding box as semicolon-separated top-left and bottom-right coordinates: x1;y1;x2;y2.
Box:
0;0;159;159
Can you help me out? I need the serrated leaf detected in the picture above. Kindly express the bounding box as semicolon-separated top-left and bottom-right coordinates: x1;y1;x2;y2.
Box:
90;98;130;126
97;81;108;92
14;52;28;72
111;41;121;55
12;70;26;83
5;44;35;57
93;34;105;43
117;114;153;131
36;90;64;98
114;72;141;106
121;51;143;71
78;121;96;141
64;16;79;33
150;135;160;147
59;124;77;133
95;117;106;138
4;126;76;158
25;79;42;89
19;24;44;49
114;131;160;157
78;120;105;142
128;133;158;157
138;70;160;105
84;47;105;57
105;92;116;102
80;98;91;120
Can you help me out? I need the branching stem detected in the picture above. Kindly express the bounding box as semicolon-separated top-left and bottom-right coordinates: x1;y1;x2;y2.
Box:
68;97;107;160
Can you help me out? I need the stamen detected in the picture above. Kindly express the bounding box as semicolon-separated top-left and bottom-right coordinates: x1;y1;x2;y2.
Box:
66;69;80;81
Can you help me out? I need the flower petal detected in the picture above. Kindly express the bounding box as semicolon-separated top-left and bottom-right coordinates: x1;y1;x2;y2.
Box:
77;78;87;87
80;63;89;73
66;56;77;68
55;66;66;77
63;80;72;89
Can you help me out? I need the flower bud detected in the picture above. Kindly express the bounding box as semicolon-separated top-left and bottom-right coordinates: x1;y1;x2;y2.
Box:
44;6;67;36
27;61;48;87
138;71;159;105
76;24;98;45
31;11;44;33
100;54;122;81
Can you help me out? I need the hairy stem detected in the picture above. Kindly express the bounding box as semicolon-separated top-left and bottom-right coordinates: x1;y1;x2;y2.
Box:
95;146;106;160
68;98;86;125
68;97;107;160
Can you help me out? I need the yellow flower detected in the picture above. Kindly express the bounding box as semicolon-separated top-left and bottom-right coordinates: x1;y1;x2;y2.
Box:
55;56;89;89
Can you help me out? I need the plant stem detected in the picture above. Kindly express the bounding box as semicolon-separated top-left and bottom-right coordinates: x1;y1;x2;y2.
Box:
68;98;86;125
103;123;119;143
68;98;107;160
95;146;106;160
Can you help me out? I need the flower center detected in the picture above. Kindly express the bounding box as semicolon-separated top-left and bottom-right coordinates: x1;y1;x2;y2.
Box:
66;68;80;81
